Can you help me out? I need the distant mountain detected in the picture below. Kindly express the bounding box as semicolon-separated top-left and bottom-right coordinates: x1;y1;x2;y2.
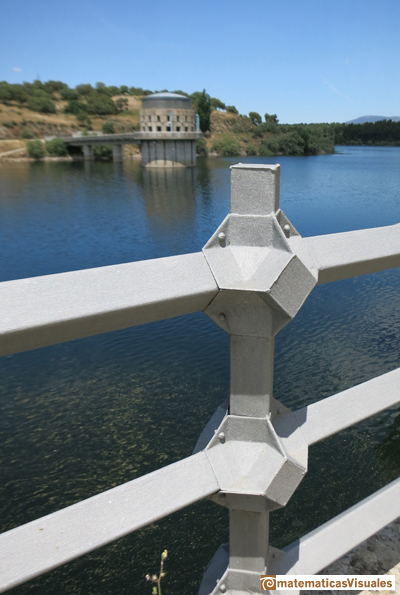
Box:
346;115;400;124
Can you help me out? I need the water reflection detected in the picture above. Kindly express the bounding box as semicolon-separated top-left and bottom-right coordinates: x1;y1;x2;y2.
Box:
376;407;400;479
139;167;196;228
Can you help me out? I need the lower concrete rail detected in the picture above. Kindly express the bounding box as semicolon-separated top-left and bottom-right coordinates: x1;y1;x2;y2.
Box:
0;453;219;593
290;367;400;445
269;477;400;576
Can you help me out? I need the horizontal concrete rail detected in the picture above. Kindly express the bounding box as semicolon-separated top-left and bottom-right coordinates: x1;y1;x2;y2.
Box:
0;252;218;356
291;367;400;445
0;452;219;593
269;477;400;576
304;223;400;283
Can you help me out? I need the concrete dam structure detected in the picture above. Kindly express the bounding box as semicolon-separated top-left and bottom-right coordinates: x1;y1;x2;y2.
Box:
60;92;202;168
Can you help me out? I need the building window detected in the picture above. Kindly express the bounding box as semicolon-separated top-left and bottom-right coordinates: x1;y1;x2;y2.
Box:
157;126;161;131
185;127;188;132
191;127;194;131
166;126;171;131
185;116;188;122
148;115;151;121
176;126;180;131
177;115;180;121
157;115;160;121
167;115;170;121
148;126;152;131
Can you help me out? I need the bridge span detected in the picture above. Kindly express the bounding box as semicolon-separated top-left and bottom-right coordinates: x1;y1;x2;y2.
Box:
60;130;202;167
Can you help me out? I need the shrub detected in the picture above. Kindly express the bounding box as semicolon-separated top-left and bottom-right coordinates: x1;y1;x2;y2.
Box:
212;134;241;156
259;143;274;156
44;80;67;94
279;131;305;156
196;137;209;156
93;144;113;160
115;97;128;111
75;84;94;97
27;140;45;159
26;96;56;114
60;88;79;101
45;138;68;156
245;143;258;156
86;93;117;115
21;127;34;139
266;139;280;154
64;100;87;115
102;122;115;134
226;105;238;114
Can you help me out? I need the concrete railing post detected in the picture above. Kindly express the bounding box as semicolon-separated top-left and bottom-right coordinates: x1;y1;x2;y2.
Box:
199;164;316;594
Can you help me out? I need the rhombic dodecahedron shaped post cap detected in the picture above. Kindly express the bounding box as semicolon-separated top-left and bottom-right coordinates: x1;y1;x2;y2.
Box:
203;164;318;336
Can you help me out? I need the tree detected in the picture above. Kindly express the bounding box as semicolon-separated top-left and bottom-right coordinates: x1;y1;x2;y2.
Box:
194;89;211;133
249;111;262;126
264;113;279;124
119;85;129;95
210;97;226;111
26;139;44;159
44;80;67;94
75;84;94;97
226;105;238;115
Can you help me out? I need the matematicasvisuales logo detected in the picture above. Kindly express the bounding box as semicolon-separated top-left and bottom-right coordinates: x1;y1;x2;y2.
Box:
260;574;396;591
260;575;277;590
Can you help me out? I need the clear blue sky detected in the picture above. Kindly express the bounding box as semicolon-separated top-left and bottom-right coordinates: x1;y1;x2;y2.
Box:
2;0;399;123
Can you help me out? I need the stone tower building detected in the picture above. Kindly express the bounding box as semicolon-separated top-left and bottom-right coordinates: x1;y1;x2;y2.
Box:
138;92;201;168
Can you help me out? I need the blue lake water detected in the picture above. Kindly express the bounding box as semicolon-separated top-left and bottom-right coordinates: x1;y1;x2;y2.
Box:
0;146;400;594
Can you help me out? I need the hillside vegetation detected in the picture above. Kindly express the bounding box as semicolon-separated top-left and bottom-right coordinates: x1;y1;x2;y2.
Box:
1;80;399;160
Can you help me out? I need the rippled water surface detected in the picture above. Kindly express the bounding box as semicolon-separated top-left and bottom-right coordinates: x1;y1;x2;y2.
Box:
0;147;400;594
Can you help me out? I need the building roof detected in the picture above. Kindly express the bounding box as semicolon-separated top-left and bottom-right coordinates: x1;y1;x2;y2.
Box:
141;92;192;110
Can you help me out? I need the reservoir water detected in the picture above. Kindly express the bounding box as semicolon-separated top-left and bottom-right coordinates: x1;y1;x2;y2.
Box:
0;146;400;594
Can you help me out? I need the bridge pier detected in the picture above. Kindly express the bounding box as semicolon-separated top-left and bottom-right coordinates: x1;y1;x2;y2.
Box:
82;145;94;161
112;144;123;163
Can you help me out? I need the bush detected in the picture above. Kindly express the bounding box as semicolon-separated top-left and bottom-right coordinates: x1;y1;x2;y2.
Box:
226;105;238;114
60;88;79;101
212;134;241;156
196;137;209;156
75;84;94;97
21;127;34;139
245;143;258;156
27;140;45;159
102;122;115;134
86;93;117;115
64;100;87;115
26;96;56;114
279;131;305;156
93;144;113;160
266;139;280;154
259;143;275;156
45;138;68;156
